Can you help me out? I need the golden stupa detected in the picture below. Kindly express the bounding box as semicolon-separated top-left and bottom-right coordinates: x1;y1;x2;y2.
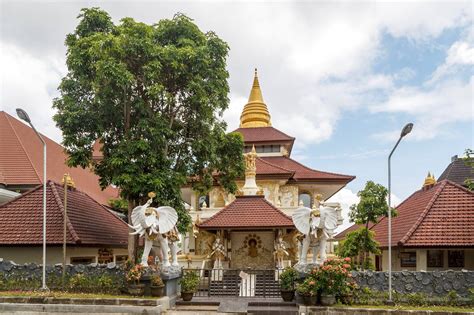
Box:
423;172;436;187
239;69;272;128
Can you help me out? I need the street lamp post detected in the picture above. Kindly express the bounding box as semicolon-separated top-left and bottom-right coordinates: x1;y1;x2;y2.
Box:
16;108;48;291
387;122;413;303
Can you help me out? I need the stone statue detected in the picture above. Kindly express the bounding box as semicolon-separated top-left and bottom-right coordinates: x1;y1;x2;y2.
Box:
128;192;179;267
292;197;339;266
207;234;225;269
273;236;289;269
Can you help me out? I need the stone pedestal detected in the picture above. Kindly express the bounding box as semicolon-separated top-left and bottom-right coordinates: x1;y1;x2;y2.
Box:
162;272;181;307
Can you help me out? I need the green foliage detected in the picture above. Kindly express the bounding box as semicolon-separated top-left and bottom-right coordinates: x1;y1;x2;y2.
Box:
150;274;164;287
463;149;474;191
295;277;319;297
180;270;200;293
108;198;128;212
311;258;356;296
337;227;381;267
53;8;245;235
445;290;459;306
279;266;298;291
345;181;391;268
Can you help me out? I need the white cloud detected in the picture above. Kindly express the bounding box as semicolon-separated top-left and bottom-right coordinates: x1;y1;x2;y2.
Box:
428;32;474;84
330;188;402;233
0;42;64;142
371;77;473;141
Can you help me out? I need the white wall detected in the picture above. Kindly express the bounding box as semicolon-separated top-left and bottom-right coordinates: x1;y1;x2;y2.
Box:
0;246;128;264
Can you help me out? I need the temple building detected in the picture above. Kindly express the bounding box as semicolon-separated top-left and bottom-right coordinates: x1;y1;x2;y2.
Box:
336;172;474;271
180;70;355;269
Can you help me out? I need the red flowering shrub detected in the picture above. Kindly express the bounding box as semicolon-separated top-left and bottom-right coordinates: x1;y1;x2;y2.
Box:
312;257;357;296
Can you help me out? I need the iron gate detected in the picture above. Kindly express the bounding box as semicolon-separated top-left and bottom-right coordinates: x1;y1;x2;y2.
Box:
183;268;283;298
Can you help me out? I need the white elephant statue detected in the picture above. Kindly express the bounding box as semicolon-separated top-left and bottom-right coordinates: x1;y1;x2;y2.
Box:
128;195;179;267
292;203;339;265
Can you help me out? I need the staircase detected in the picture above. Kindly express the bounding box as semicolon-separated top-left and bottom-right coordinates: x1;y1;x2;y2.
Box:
208;271;240;296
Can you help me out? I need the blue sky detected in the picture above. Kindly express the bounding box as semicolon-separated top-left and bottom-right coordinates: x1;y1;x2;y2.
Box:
1;1;472;230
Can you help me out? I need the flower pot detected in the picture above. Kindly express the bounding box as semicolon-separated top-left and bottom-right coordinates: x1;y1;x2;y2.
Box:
151;285;165;297
128;283;145;296
321;294;336;306
181;291;194;301
280;290;295;302
301;295;317;305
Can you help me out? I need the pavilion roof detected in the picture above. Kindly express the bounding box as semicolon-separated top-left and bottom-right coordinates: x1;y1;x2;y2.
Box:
336;180;474;248
0;111;118;205
198;195;294;229
0;181;128;247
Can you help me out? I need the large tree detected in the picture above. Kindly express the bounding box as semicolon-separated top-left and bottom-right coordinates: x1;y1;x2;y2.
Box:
53;8;245;261
340;181;395;268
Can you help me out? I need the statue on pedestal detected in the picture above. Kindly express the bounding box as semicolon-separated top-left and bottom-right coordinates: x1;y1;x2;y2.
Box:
292;195;339;266
128;192;179;269
207;234;225;269
273;236;289;269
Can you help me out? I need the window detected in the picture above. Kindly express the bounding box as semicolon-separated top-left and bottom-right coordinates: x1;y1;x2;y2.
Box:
448;250;464;268
199;195;210;209
400;252;416;267
70;257;95;265
427;250;444;268
298;192;311;208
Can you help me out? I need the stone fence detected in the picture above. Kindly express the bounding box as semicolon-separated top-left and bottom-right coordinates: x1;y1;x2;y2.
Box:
352;270;474;297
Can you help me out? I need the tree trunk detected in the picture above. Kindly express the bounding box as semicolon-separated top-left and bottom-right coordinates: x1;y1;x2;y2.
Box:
127;199;138;263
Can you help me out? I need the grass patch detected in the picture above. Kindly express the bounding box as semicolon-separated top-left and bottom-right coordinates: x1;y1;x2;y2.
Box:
343;304;474;313
0;290;136;299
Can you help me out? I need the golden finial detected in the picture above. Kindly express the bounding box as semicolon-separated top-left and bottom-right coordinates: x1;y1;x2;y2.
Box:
148;192;156;199
423;172;436;187
61;173;75;188
239;69;272;128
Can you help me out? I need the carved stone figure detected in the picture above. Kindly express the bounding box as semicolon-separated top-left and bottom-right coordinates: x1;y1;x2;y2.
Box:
207;235;225;268
128;193;179;267
292;200;339;265
273;236;289;269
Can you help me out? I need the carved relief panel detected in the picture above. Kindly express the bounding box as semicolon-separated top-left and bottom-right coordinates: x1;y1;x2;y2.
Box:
279;185;298;207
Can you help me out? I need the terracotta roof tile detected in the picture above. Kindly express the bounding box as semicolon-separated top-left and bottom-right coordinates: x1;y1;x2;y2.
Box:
438;157;474;187
199;195;294;229
336;180;474;247
233;127;295;143
0;111;118;205
260;156;355;182
0;181;128;246
255;157;294;177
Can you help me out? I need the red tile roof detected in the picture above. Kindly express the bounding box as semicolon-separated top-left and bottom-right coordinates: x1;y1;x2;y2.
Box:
336;180;474;248
199;195;294;229
233;127;295;143
256;157;294;178
0;181;128;246
438;157;474;187
0;111;118;205
260;156;355;182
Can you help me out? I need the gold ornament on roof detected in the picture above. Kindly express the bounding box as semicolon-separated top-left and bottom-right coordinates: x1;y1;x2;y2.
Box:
244;145;257;176
61;173;75;188
240;69;272;128
423;172;436;187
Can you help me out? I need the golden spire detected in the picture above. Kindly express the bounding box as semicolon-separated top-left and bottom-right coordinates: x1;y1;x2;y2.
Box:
239;69;272;128
423;172;436;187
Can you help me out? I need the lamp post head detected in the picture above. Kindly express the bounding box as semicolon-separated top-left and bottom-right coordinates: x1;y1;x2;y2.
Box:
400;123;413;138
16;108;31;123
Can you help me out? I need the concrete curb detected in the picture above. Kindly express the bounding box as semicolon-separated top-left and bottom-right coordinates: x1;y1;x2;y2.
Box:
0;302;162;314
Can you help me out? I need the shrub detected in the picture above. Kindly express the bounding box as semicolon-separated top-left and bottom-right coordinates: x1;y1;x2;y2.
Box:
180;270;200;293
445;290;459;306
126;264;145;285
151;274;164;287
295;277;318;297
279;267;298;291
312;257;356;296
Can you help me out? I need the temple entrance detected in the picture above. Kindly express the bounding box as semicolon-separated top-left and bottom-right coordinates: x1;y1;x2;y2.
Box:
230;231;275;269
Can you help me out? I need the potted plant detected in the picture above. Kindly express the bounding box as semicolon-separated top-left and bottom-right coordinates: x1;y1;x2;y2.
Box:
150;274;165;297
279;267;298;301
313;257;354;306
295;277;318;305
126;264;145;296
179;270;200;301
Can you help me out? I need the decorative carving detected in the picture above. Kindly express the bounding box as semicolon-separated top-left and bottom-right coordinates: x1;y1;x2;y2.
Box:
195;230;216;256
280;185;298;207
273;236;289;269
231;232;274;269
207;233;225;268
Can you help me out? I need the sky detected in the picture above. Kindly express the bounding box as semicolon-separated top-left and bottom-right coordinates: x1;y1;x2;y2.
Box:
1;0;473;232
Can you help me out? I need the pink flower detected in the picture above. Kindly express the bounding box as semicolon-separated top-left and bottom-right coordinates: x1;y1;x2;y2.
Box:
344;257;351;262
343;264;351;269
